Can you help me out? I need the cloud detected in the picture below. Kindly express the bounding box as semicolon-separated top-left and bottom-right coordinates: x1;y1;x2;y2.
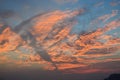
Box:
0;10;17;19
90;11;118;26
56;63;86;70
98;10;118;22
0;9;120;73
94;1;104;7
53;0;78;4
19;10;120;72
0;26;23;52
72;20;120;59
62;61;120;74
11;9;87;71
110;0;120;6
53;19;120;71
85;47;119;55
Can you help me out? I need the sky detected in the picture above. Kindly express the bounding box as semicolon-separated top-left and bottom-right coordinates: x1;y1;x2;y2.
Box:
0;0;120;80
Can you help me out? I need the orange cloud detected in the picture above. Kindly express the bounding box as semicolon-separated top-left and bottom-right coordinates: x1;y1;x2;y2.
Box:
0;27;23;52
90;11;118;28
57;63;86;70
0;9;120;74
31;10;83;42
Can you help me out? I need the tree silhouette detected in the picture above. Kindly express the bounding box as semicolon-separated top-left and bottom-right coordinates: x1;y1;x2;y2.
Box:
104;73;120;80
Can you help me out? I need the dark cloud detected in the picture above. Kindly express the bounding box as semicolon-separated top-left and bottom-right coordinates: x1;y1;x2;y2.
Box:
85;47;119;55
0;40;8;45
104;73;120;80
62;61;120;74
0;10;17;18
0;24;8;34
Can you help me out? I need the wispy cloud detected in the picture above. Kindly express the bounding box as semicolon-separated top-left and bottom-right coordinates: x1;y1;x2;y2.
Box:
110;0;120;6
0;10;17;19
53;0;78;4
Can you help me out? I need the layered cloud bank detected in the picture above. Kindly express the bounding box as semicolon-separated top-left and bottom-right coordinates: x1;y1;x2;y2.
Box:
0;9;120;74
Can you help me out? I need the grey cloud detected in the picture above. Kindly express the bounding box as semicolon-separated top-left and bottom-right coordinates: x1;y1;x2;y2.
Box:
85;47;119;55
0;10;17;18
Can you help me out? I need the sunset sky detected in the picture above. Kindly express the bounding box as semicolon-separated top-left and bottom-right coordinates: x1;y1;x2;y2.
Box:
0;0;120;80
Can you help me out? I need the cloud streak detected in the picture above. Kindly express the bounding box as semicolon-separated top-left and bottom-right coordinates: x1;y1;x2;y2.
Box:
53;0;78;4
0;10;17;19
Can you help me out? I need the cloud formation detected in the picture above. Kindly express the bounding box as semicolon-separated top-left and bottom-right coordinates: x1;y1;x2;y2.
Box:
0;10;17;18
53;0;78;4
0;26;23;52
0;9;120;74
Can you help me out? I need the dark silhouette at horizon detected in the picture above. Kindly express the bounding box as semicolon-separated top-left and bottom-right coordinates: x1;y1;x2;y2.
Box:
104;73;120;80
